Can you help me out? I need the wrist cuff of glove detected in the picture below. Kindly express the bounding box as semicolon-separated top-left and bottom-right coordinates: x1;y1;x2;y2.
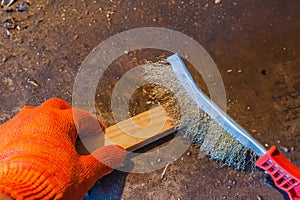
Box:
0;169;58;200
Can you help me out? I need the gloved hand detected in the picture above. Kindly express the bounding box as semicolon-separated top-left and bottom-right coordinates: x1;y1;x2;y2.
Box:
0;98;126;200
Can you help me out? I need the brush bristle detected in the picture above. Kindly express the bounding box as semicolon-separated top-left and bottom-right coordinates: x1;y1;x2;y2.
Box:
143;60;257;171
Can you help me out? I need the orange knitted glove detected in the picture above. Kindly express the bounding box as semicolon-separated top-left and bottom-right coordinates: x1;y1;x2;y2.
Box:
0;98;126;200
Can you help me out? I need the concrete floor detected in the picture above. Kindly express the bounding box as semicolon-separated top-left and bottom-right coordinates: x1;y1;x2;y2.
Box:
0;0;299;199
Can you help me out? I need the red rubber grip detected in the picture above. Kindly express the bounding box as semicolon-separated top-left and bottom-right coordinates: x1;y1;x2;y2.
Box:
256;146;300;200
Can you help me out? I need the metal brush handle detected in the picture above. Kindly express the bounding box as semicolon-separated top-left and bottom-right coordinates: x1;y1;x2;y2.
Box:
167;53;267;157
167;53;300;200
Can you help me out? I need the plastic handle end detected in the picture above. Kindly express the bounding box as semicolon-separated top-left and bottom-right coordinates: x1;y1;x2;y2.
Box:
256;146;300;200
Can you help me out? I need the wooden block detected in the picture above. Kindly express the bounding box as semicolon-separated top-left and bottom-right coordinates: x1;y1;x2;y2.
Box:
76;106;176;154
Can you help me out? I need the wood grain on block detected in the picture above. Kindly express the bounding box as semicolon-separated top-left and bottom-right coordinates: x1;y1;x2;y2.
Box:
104;106;176;151
76;106;176;154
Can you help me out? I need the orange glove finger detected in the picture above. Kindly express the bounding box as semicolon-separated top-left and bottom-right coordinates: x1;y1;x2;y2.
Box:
76;145;126;195
17;106;35;114
70;108;107;155
72;108;106;140
38;98;71;110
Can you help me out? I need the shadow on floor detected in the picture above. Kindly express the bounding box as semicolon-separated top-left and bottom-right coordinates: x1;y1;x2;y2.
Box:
84;170;129;200
84;133;177;200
